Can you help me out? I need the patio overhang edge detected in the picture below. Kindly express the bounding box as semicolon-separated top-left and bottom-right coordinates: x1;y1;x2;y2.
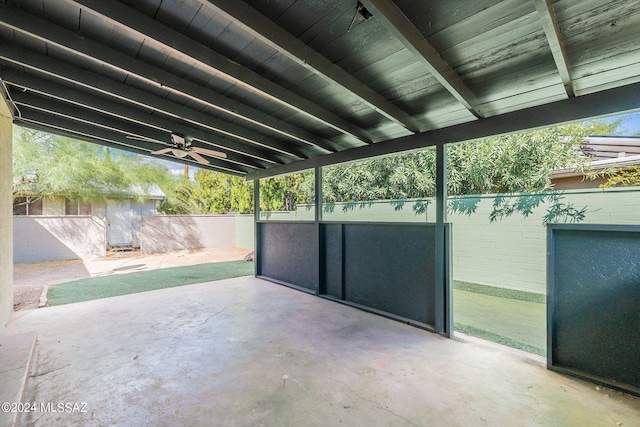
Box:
245;81;640;180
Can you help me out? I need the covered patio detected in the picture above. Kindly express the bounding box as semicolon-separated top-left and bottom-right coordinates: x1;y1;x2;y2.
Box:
1;0;640;424
3;277;639;426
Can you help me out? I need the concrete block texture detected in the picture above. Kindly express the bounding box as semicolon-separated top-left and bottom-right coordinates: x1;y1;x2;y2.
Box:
141;215;236;254
13;217;107;263
262;187;640;294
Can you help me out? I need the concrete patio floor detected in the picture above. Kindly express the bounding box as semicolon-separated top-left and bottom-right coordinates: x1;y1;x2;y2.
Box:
3;277;639;427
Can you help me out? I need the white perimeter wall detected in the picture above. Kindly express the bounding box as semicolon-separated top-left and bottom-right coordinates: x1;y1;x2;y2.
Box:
13;216;107;263
141;215;237;254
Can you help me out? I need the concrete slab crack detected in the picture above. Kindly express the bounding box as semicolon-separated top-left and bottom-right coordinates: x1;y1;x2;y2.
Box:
196;298;251;326
31;363;71;378
335;379;418;427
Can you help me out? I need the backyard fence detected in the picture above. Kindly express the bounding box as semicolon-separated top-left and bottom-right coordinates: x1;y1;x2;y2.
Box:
15;187;640;294
259;186;640;295
13;214;255;263
140;214;254;254
13;216;107;263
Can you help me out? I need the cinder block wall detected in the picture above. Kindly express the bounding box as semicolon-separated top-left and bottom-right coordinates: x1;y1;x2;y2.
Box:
13;217;107;263
269;187;640;294
141;215;236;254
0;97;13;332
449;188;640;293
234;215;255;249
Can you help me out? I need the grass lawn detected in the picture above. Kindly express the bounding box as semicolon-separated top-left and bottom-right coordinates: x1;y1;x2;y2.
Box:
453;281;547;356
47;261;255;306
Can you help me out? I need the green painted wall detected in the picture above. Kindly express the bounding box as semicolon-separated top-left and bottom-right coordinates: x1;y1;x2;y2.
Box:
257;187;640;294
234;214;255;250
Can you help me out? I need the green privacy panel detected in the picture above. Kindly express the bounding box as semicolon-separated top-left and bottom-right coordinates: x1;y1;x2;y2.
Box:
548;225;640;395
340;223;436;326
259;222;318;292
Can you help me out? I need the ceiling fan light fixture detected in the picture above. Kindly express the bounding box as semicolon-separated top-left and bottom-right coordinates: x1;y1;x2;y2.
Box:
171;148;188;158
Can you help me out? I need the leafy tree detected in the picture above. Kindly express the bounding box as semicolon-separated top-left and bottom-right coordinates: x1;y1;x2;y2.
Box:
311;121;618;202
13;127;175;204
162;120;624;220
600;166;640;188
260;172;312;211
301;121;620;222
156;179;200;214
158;170;254;214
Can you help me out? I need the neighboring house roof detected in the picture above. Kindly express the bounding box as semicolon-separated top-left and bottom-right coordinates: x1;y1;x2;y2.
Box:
552;136;640;180
126;184;166;200
580;136;640;161
13;182;166;200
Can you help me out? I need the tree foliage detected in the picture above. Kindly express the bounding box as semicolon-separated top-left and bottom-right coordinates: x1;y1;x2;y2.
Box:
157;170;315;214
13;128;174;204
158;171;254;214
312;121;618;203
155;121;624;220
599;166;640;188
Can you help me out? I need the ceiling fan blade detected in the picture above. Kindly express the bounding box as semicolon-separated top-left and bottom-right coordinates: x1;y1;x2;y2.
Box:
151;148;172;155
192;146;227;159
188;151;210;165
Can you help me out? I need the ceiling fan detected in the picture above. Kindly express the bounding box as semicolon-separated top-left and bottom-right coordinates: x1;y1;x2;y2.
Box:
127;132;227;165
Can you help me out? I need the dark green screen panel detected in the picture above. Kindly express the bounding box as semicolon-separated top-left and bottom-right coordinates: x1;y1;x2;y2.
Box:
258;222;318;292
322;224;343;299
549;225;640;395
339;223;436;326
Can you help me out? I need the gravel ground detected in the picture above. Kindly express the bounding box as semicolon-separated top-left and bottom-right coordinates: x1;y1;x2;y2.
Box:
13;247;253;311
13;286;44;311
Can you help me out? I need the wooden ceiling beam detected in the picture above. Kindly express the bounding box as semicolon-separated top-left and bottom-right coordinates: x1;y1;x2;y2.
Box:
206;0;423;133
11;91;263;171
17;108;249;176
0;6;340;154
1;69;283;166
360;0;485;119
0;44;314;160
531;0;575;97
66;0;375;143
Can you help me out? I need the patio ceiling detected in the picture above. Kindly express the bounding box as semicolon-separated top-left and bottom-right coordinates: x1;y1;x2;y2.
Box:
1;0;639;178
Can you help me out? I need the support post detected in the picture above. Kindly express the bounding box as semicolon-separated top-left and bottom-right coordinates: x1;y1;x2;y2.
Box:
254;178;261;277
315;167;323;295
435;142;451;336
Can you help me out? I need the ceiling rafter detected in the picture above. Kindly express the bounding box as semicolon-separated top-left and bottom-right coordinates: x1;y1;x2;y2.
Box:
0;44;314;160
0;6;341;154
1;70;283;166
359;0;485;119
11;91;263;171
17;109;248;176
531;0;575;97
206;0;423;133
246;81;640;180
66;0;376;144
19;104;254;173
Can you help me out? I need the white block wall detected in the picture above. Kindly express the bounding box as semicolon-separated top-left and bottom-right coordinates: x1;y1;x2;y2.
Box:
13;216;107;263
141;215;236;254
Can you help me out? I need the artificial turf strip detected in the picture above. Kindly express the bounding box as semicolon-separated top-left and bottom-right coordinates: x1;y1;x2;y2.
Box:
454;322;546;357
453;281;545;304
47;261;255;306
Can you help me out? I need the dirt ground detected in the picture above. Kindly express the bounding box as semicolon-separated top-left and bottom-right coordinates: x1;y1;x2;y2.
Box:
13;247;253;311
